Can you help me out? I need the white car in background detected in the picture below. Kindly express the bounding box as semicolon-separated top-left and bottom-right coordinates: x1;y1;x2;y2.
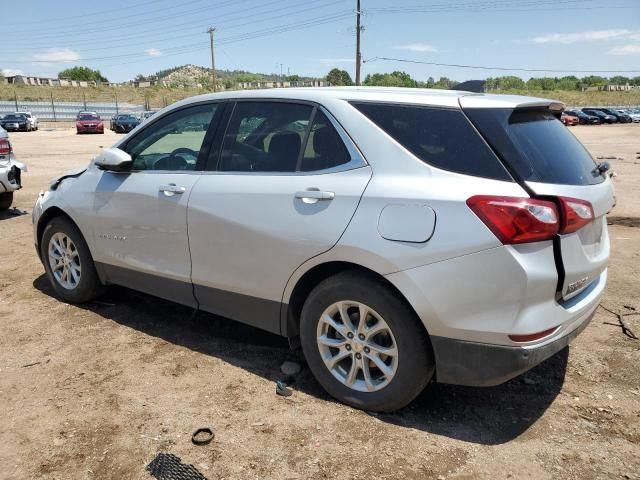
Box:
15;111;39;131
0;126;27;210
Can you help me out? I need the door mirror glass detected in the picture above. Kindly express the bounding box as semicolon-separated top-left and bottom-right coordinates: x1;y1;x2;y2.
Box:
94;148;133;172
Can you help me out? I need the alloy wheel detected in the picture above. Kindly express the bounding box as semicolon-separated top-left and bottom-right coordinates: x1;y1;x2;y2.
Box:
48;232;82;290
316;300;398;392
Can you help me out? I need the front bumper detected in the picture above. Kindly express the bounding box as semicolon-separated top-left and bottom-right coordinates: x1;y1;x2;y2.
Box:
114;125;136;133
431;306;595;386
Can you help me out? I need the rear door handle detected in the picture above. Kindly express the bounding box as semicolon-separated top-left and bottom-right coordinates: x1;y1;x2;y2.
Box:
159;184;186;196
295;190;335;203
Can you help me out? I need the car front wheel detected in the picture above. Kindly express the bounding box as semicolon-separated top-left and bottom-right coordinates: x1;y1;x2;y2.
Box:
300;271;434;412
41;216;105;303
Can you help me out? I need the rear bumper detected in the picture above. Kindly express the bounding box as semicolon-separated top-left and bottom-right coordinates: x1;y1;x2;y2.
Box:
431;306;595;386
0;161;24;193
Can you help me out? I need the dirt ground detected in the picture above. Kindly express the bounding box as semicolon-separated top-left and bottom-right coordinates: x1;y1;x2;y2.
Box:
0;124;639;480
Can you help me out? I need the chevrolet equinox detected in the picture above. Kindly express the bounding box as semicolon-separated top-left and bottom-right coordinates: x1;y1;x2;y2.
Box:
33;88;614;412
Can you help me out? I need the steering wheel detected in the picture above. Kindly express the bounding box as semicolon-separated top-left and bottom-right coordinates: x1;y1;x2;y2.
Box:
170;147;198;159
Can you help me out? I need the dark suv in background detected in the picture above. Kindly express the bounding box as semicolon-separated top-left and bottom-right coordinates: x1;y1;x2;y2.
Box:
564;109;600;125
111;114;140;133
582;108;617;124
596;107;632;123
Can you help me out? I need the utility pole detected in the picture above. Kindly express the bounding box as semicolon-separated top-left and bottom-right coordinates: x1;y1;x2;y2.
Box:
355;0;363;86
207;27;217;92
280;63;284;82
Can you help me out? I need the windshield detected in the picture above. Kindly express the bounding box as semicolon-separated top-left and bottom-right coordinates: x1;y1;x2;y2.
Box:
118;115;137;121
5;114;25;120
465;108;604;186
79;115;99;120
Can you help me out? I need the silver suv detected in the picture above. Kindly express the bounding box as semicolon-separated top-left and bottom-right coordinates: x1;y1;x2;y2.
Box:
33;88;614;412
1;126;27;210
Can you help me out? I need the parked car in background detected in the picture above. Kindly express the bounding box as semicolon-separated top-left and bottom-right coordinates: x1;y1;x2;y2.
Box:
582;108;616;124
33;88;614;412
76;113;104;134
565;109;600;125
561;111;579;126
77;111;98;119
618;108;640;123
0;125;27;210
15;111;38;130
111;114;140;133
140;111;157;122
0;113;36;131
597;107;632;124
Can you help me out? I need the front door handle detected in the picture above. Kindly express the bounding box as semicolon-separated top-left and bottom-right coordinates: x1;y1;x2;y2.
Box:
159;184;186;196
295;190;335;204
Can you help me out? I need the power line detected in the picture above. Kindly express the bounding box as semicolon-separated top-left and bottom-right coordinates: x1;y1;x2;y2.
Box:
6;0;173;25
2;0;342;52
364;56;640;74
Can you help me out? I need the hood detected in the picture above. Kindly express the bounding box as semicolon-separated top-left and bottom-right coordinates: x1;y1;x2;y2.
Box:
49;166;87;190
78;119;101;125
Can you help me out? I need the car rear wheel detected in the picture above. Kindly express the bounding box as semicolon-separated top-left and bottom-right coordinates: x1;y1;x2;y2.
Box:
41;216;105;303
300;271;434;412
0;192;13;210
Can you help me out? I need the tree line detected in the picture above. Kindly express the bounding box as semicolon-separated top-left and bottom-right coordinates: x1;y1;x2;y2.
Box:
326;68;640;91
326;68;457;89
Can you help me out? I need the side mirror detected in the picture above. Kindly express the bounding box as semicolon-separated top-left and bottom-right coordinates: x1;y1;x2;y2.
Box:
94;148;132;172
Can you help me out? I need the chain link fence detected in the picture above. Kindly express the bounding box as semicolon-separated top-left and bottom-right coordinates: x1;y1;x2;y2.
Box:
0;99;145;121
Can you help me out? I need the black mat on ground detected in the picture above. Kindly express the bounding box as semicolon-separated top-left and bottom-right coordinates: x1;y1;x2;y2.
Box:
146;453;208;480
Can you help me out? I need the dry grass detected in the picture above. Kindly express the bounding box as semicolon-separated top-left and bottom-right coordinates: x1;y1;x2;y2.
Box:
487;88;640;106
2;84;639;108
0;84;207;108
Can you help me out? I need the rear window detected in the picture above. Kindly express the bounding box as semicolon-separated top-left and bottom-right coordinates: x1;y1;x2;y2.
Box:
351;102;511;181
465;108;603;186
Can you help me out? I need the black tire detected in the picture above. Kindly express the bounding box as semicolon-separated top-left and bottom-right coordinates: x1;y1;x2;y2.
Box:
40;216;105;303
0;192;13;210
300;271;434;412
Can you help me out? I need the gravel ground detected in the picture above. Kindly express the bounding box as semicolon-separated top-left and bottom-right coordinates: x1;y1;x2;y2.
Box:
0;124;638;480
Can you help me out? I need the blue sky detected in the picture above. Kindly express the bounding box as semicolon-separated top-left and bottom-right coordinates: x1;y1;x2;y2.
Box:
2;0;639;83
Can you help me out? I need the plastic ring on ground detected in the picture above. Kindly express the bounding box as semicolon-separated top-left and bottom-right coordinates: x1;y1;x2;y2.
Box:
191;427;215;445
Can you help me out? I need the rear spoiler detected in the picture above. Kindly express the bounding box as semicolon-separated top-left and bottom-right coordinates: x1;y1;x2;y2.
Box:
459;94;565;113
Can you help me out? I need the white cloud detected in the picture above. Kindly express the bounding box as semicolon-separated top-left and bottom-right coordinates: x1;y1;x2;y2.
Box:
530;29;635;44
609;44;640;56
319;58;354;65
146;48;162;57
393;43;437;52
32;48;80;62
1;68;25;76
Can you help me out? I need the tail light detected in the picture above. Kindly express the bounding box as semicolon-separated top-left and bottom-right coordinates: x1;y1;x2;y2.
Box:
0;138;10;156
466;196;559;244
558;196;594;234
467;195;595;244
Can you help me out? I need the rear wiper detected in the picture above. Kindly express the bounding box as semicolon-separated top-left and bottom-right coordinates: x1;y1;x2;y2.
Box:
593;161;610;176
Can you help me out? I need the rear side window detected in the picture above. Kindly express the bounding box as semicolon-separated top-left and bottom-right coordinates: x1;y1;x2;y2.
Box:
351;102;512;181
465;108;603;186
300;110;350;172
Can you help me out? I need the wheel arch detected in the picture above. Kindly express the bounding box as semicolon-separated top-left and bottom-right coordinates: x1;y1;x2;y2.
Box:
36;207;95;267
282;260;429;342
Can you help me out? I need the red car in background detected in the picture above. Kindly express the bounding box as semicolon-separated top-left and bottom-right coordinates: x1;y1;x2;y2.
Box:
560;111;579;126
76;113;104;134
